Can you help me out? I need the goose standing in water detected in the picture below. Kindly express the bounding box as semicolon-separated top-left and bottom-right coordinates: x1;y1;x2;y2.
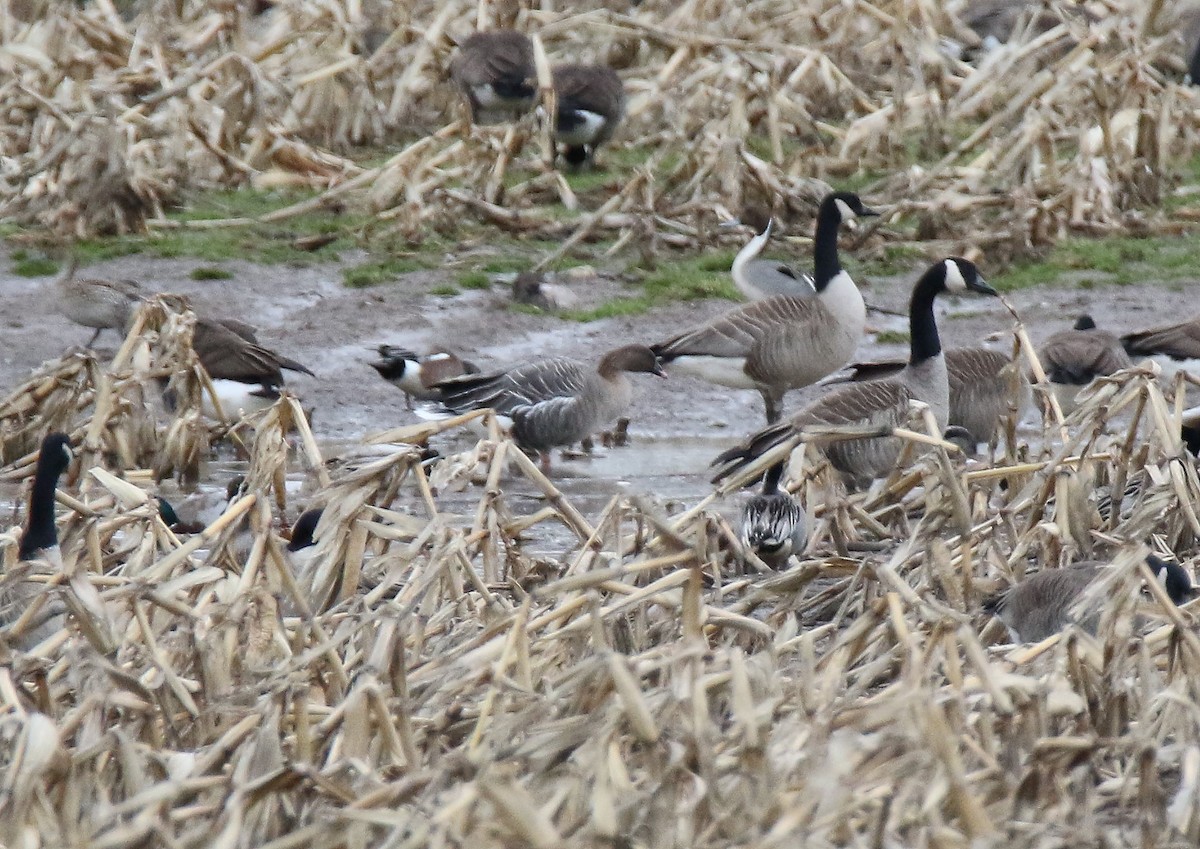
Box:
651;192;878;424
712;258;998;488
1038;315;1131;415
740;462;807;568
449;30;537;125
984;554;1197;643
549;64;625;168
430;344;665;470
3;432;73;647
728;219;816;301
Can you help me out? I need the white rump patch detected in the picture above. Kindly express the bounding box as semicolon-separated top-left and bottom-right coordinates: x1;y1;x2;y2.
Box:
556;110;608;145
834;197;856;221
943;259;967;293
669;356;756;389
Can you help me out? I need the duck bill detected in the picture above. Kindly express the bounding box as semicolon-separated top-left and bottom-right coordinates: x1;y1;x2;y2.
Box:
652;363;668;378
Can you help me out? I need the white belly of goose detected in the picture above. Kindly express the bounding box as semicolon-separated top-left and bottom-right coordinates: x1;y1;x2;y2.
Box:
663;355;757;389
557;110;608;145
202;380;279;419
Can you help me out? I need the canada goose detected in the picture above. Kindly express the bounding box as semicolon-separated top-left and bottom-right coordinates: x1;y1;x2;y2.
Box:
190;316;314;417
651;192;878;424
512;271;579;312
740;462;807;567
3;432;73;646
984;554;1198;643
826;347;1030;448
430;344;665;469
549;64;625;168
286;507;325;580
54;260;142;347
1121;313;1200;386
712;258;998;487
369;345;479;409
1037;315;1131;415
449;30;536;125
728;219;816;302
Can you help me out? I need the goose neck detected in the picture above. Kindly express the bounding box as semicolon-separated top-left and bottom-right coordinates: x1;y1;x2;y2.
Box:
813;199;844;290
20;458;63;559
908;272;943;365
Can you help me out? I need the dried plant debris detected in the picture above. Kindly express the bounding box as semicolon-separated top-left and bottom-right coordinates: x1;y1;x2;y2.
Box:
1;0;1198;256
1;294;1200;846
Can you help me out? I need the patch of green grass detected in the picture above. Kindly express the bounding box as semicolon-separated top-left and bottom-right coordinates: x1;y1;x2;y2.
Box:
874;329;910;344
12;255;58;277
994;232;1200;291
482;257;528;274
563;254;739;322
190;265;233;280
341;257;430;288
458;271;491;290
429;283;460;297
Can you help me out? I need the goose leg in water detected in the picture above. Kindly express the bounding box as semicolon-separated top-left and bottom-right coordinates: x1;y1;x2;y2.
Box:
760;388;783;424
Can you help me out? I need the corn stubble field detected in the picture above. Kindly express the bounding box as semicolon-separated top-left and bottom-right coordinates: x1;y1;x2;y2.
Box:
5;0;1200;847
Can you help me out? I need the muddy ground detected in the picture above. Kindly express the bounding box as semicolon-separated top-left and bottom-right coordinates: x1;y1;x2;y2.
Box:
2;241;1196;530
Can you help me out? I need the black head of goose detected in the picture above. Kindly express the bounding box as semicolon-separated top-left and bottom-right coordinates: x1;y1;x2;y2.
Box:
740;462;807;568
983;553;1198;643
450;30;536;125
712;258;997;487
369;345;479;409
727;218;816;302
1037;314;1131;415
5;432;73;646
190;316;314;418
549;64;625;168
651;191;878;424
431;344;665;468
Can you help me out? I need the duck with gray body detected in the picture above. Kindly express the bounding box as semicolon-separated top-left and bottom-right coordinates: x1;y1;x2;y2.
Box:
1038;314;1131;415
713;258;998;487
740;463;807;567
369;345;479;409
652;192;878;424
550;64;625;168
727;218;816;302
450;30;536;124
431;344;665;468
3;432;73;648
54;259;142;347
984;554;1198;643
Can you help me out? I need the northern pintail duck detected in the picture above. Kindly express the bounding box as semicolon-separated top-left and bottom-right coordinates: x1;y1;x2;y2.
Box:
740;462;807;567
729;218;815;302
370;345;479;409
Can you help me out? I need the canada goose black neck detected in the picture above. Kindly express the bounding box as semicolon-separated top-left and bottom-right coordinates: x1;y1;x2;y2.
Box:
1074;315;1097;331
908;264;946;365
288;507;324;552
812;196;847;291
761;462;785;496
18;433;72;560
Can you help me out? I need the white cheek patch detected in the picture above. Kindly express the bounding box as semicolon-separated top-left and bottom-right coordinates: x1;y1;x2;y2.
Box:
834;198;856;221
943;259;967;293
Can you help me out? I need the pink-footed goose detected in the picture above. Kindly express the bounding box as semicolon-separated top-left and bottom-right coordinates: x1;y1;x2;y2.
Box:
430;344;665;469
